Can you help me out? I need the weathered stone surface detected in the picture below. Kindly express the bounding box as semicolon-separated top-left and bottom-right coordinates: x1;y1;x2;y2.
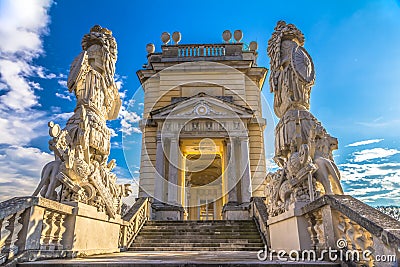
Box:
0;197;73;220
265;21;343;218
32;25;130;218
301;195;400;249
17;251;341;266
137;33;268;220
130;220;264;252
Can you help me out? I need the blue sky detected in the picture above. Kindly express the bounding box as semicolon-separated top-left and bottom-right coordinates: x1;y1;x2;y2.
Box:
0;0;400;206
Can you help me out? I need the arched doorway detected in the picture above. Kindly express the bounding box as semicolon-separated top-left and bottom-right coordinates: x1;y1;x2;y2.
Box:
181;138;226;220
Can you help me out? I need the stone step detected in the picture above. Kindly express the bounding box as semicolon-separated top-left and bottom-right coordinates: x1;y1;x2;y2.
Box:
17;251;341;266
141;226;258;231
128;246;264;251
143;223;257;227
145;220;254;224
132;242;264;248
140;229;258;235
130;220;264;253
134;234;262;239
134;238;263;244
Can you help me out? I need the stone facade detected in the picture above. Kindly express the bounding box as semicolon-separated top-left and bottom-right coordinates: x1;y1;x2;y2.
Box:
136;32;268;220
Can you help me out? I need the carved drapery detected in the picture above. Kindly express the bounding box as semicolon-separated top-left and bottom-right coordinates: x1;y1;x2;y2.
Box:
266;21;344;217
33;25;130;218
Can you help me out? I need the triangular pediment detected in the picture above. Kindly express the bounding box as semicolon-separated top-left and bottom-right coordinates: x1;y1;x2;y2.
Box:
151;93;253;120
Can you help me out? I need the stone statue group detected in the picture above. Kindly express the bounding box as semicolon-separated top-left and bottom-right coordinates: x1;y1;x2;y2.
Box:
33;25;130;218
32;22;343;219
266;21;343;217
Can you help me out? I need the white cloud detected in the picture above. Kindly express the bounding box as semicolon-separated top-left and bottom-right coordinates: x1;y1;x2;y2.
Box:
0;146;53;201
0;59;41;110
0;0;51;57
119;89;127;99
0;0;55;200
340;162;400;182
55;92;72;101
352;148;400;162
57;80;68;88
0;0;53;122
109;128;118;137
346;139;384;147
0;0;53;111
52;112;74;121
0;111;48;146
116;80;123;91
340;161;400;205
118;105;142;135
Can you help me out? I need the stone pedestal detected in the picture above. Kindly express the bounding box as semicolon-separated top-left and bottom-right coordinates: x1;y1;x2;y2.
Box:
267;203;312;252
222;202;251;220
152;202;184;220
0;197;125;263
63;201;123;254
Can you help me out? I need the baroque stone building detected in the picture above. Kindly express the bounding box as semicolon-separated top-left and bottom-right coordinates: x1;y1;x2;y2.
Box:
136;31;268;220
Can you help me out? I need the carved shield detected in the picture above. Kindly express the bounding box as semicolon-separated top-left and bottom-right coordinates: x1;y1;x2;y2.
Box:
291;46;315;84
67;51;87;91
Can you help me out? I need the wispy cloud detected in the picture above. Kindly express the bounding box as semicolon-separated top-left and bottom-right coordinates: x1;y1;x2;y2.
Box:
0;0;54;200
0;146;53;200
340;161;400;205
115;83;142;135
352;148;400;162
346;139;384;147
0;0;53;111
52;112;74;121
55;92;72;101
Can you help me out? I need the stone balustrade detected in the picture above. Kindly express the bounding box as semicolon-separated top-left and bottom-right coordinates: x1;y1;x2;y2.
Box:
144;43;257;67
119;197;151;249
251;197;270;247
177;44;226;57
302;195;400;266
0;196;128;265
0;204;26;265
0;197;74;265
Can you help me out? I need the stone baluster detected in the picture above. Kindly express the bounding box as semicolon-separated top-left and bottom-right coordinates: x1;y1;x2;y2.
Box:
305;210;324;252
40;211;53;250
53;213;66;250
0;214;12;264
0;210;25;264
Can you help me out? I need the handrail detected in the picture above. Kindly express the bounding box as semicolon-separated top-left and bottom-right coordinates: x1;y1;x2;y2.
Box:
120;197;151;249
301;195;400;266
251;197;270;248
0;197;73;265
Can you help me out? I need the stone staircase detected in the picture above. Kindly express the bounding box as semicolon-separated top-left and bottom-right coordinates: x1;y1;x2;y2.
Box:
129;220;265;251
16;220;340;266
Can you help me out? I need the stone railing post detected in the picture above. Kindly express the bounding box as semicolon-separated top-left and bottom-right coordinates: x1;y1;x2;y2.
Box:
0;209;26;264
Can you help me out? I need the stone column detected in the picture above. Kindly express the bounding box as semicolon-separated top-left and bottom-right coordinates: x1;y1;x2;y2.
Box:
226;138;238;204
240;137;252;203
154;135;165;203
167;137;179;205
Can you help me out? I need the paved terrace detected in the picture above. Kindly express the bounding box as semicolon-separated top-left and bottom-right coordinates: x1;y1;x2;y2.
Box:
19;251;339;266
